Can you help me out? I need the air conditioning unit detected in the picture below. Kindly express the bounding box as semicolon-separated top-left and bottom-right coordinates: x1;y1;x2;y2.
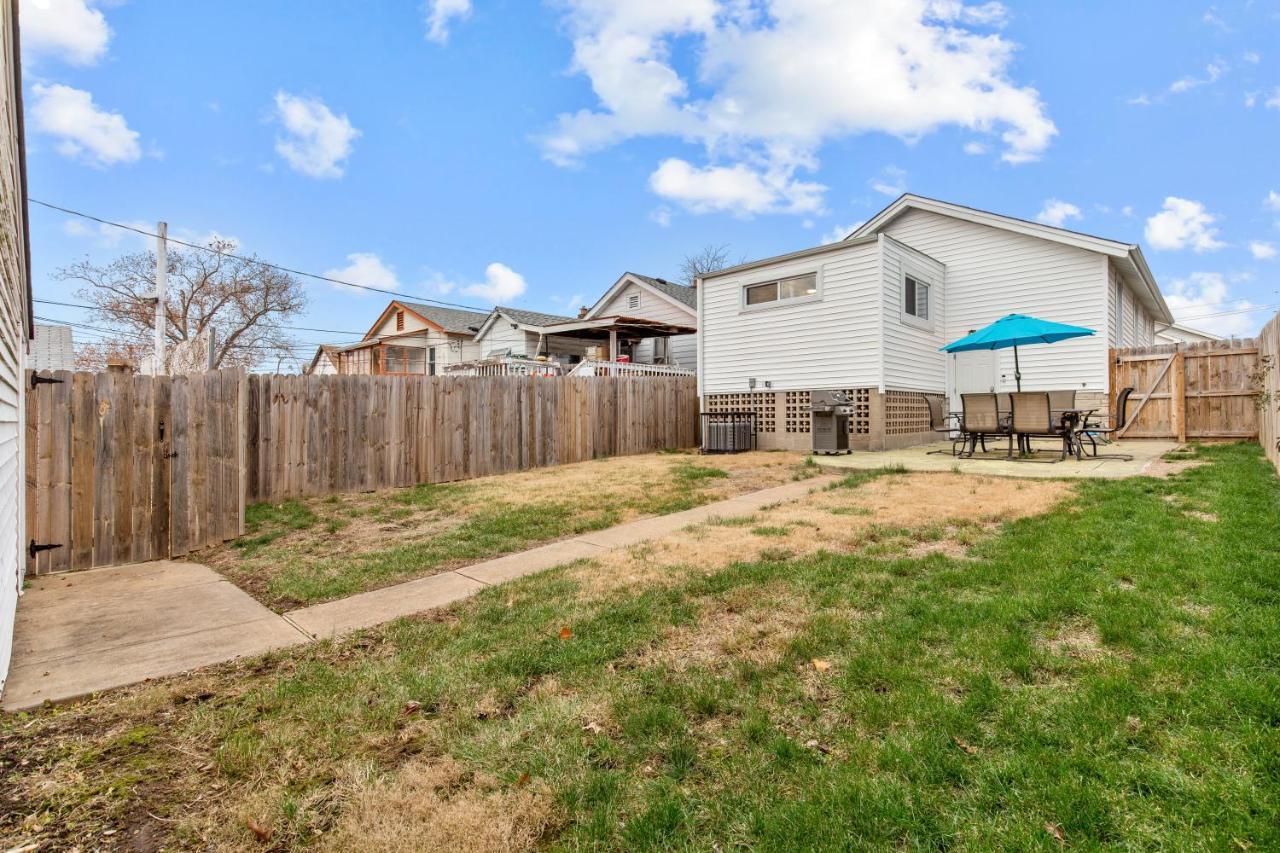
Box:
700;412;756;453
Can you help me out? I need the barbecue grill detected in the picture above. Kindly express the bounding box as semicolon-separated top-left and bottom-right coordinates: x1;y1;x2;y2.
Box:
809;389;852;455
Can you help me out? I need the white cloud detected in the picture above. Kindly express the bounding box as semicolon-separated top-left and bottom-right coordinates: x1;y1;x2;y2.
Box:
962;140;988;155
648;158;824;216
869;165;907;197
425;0;471;44
1243;50;1260;64
1265;190;1280;212
541;0;1056;215
1249;241;1277;260
1144;197;1225;252
1267;88;1280;109
1121;205;1135;217
21;0;111;66
1169;60;1227;94
1163;272;1261;337
821;220;865;244
324;252;399;292
1126;93;1153;106
1202;7;1230;32
1035;198;1082;228
1245;91;1258;108
649;207;672;227
460;262;527;304
63;218;239;252
272;91;359;179
29;83;140;166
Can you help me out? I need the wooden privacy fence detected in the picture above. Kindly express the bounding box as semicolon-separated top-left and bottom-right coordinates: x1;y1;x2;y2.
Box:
244;374;699;501
26;372;699;572
26;368;246;575
1109;339;1259;442
1259;313;1280;474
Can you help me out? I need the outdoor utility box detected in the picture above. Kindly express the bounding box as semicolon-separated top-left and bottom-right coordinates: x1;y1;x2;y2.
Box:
701;411;757;453
809;389;852;455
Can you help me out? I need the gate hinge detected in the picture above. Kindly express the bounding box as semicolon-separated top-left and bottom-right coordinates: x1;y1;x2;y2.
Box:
28;539;63;559
30;374;65;389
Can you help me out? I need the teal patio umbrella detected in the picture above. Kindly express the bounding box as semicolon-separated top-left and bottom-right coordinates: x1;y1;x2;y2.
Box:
940;314;1095;391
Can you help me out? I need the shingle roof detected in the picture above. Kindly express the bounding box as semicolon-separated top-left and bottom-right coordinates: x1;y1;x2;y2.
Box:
397;301;491;334
628;273;696;308
494;306;578;327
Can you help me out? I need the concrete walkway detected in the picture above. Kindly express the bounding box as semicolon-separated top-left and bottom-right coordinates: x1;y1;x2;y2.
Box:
3;476;836;711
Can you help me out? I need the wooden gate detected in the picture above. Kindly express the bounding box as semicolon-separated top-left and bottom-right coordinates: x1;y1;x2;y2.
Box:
25;368;246;574
1109;340;1259;441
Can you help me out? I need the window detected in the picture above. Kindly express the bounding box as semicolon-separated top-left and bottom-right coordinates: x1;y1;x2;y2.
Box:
904;276;929;321
742;272;818;308
395;310;405;331
627;293;640;310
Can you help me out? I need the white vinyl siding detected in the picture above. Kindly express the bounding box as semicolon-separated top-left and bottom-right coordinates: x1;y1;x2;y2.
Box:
1;1;27;693
476;320;536;357
593;280;698;369
881;236;946;392
879;208;1110;394
699;240;881;394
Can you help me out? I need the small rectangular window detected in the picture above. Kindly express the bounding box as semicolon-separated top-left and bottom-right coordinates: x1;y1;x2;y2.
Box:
627;293;640;310
743;272;816;308
904;276;929;321
395;310;405;331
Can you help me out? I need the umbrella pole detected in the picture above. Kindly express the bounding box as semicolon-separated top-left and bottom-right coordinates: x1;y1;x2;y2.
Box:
1013;344;1022;391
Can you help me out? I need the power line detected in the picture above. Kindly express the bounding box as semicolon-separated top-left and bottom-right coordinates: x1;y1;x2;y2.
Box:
33;297;367;337
30;198;491;313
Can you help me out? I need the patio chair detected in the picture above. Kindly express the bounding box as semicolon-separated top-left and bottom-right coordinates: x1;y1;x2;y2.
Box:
1080;386;1135;460
959;393;1002;457
1009;391;1075;461
925;395;963;455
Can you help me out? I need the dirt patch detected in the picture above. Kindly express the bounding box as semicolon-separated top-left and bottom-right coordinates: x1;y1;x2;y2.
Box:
1144;457;1206;478
570;472;1074;596
1043;621;1107;660
317;757;559;853
1184;510;1218;522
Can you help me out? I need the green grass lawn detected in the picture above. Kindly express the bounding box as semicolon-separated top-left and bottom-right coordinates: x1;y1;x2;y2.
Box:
3;444;1279;850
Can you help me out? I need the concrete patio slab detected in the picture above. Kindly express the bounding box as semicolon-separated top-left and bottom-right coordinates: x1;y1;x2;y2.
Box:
3;562;307;712
815;440;1180;479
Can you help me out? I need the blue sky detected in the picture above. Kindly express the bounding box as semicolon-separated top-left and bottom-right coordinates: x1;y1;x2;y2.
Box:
18;0;1280;367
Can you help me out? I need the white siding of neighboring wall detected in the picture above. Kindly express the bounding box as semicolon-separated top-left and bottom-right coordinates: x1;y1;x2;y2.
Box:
594;280;698;369
878;208;1111;395
880;236;947;392
476;321;536;357
311;354;337;375
699;239;882;394
1;2;26;694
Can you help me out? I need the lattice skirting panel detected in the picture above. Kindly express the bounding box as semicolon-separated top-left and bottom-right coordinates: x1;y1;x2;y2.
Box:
704;388;876;445
703;392;778;434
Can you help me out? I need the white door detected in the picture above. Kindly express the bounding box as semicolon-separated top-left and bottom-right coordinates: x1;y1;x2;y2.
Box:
950;350;997;409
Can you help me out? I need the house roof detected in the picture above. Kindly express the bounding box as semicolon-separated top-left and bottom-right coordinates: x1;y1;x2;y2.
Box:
496;306;578;327
851;194;1173;323
362;299;490;340
306;344;340;373
1155;322;1223;341
395;301;491;334
585;272;698;321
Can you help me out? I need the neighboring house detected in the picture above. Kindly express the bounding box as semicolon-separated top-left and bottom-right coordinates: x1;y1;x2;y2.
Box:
583;272;697;369
334;300;488;375
1155;322;1223;346
30;323;73;371
304;344;339;375
697;194;1172;451
1;0;33;695
473;306;582;361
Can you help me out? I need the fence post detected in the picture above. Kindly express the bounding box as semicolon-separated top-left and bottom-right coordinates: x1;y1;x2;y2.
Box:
1172;351;1186;444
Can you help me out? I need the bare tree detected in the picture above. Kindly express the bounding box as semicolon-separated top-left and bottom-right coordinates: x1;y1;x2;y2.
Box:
59;239;307;370
73;339;150;371
679;244;741;285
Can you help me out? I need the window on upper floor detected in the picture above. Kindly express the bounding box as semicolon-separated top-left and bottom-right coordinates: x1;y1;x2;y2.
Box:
742;272;818;308
904;275;930;321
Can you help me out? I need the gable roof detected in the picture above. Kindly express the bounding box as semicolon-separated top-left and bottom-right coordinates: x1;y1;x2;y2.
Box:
362;299;490;340
473;305;579;340
306;344;339;373
585;272;696;320
851;194;1172;323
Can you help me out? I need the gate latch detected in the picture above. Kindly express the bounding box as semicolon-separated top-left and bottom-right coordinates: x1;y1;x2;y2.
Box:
28;539;63;559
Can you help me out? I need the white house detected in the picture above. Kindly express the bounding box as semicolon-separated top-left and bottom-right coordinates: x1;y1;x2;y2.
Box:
1;0;32;695
583;272;697;369
304;344;339;375
1155;322;1222;346
697;195;1172;450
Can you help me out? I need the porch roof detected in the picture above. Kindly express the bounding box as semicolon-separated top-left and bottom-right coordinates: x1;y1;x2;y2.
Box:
534;314;697;340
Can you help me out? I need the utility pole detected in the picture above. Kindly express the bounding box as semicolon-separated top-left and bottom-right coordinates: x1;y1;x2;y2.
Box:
153;221;168;375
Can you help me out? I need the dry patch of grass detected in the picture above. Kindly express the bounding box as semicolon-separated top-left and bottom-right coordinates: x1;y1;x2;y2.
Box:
318;757;560;853
200;451;809;609
1043;620;1109;660
569;472;1074;596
